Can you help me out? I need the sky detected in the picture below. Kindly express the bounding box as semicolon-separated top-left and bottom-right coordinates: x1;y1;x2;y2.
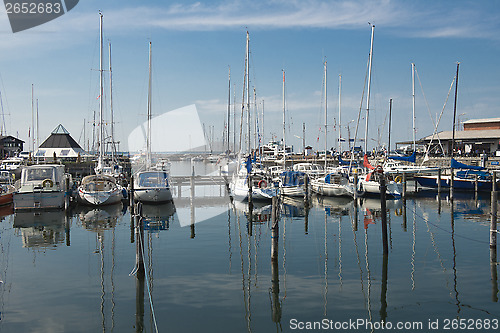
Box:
0;0;499;154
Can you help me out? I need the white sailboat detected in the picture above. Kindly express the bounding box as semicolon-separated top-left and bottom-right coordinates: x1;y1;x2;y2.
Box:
355;25;402;198
229;31;277;201
311;61;354;197
77;12;124;206
279;70;306;197
133;42;173;204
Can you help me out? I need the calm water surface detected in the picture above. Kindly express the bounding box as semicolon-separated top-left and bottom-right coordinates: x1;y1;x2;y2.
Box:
0;161;498;332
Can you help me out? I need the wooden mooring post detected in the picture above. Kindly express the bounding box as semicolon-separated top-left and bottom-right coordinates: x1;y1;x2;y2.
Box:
135;202;144;274
437;168;442;194
490;171;497;250
271;196;279;261
270;195;281;323
491;171;498;302
130;176;135;243
379;171;389;256
402;172;407;198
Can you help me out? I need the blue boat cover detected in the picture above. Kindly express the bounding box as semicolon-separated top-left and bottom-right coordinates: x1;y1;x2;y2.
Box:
450;158;485;170
388;151;416;163
281;170;305;186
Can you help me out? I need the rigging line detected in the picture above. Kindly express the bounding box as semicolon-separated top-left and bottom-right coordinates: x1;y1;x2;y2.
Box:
422;74;455;163
137;219;160;333
401;199;489;245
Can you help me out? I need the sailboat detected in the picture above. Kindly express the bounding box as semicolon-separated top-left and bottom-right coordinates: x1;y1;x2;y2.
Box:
133;42;173;204
355;25;401;198
311;61;354;197
414;63;500;191
279;70;306;197
229;31;277;201
77;12;125;206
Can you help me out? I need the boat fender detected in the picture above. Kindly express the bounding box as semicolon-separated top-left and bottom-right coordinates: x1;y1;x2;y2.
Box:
258;179;267;188
122;188;128;199
394;175;403;183
42;179;53;188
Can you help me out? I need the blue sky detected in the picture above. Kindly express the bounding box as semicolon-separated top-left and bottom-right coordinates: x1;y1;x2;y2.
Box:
0;0;499;153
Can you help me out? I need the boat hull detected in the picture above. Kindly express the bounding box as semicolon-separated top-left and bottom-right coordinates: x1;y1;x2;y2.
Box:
134;187;173;203
358;180;402;198
14;190;64;210
77;188;123;206
415;175;495;191
311;179;353;197
280;185;306;197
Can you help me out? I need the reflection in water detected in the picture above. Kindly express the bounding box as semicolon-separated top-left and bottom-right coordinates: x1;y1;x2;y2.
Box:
14;210;67;248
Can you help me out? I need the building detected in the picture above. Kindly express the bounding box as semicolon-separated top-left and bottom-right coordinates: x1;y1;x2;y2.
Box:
35;124;90;161
0;135;24;158
415;117;500;156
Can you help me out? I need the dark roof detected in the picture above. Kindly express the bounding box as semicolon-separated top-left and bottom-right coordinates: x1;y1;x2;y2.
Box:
39;125;82;149
0;135;24;143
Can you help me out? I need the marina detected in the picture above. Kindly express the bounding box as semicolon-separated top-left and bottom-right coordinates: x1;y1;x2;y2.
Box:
1;2;500;332
0;160;497;332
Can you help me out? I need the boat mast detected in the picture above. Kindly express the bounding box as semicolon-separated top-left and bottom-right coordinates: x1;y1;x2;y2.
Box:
146;41;152;169
338;74;342;154
97;12;104;173
227;66;231;154
31;84;34;156
364;24;375;154
412;63;416;152
451;62;460;158
246;31;251;155
388;98;392;155
109;42;115;163
282;70;286;167
324;60;327;172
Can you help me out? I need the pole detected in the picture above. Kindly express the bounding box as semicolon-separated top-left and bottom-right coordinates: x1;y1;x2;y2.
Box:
271;196;279;261
491;171;497;250
379;169;389;256
388;99;392;155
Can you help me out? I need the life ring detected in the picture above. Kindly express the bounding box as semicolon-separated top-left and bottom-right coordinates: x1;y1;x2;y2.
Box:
394;175;403;183
42;178;53;188
258;179;267;188
395;208;403;216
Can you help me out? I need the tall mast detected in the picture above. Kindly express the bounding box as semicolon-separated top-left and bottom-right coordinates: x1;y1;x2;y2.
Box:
364;24;375;154
338;74;342;154
227;66;231;154
36;98;39;160
411;63;416;151
246;31;251;154
388;98;392;155
109;42;115;162
146;41;152;169
97;11;104;172
451;62;460;158
31;84;34;155
282;70;286;167
324;60;328;171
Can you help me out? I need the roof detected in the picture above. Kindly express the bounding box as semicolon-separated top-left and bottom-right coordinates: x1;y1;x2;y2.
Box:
39;124;82;149
463;118;500;124
0;135;24;143
420;129;500;141
51;124;70;134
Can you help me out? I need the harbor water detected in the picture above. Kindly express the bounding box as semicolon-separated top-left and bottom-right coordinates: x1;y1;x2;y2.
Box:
0;161;498;332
